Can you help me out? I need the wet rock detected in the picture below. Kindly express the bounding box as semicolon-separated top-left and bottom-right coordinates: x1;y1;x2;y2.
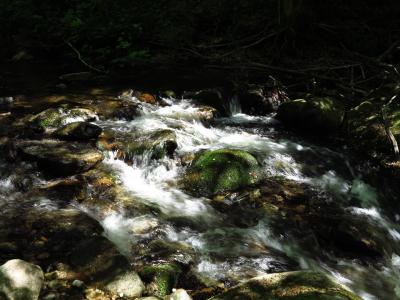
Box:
346;99;400;161
22;208;103;265
136;239;195;266
37;177;87;202
182;149;263;196
239;83;287;115
276;97;345;134
95;99;140;120
70;236;145;297
210;271;361;300
184;89;226;115
197;106;218;122
53;121;102;141
165;289;192;300
139;263;182;298
0;259;44;300
29;107;97;132
134;91;157;105
16;139;103;175
126;129;177;160
105;270;145;298
101;129;178;161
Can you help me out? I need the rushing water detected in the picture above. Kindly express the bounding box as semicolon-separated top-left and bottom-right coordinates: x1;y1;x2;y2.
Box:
1;94;400;299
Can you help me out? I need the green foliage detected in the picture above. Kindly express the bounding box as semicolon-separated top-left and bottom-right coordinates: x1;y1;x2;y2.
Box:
0;0;399;65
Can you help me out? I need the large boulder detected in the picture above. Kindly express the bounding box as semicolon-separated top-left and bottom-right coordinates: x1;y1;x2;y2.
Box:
239;84;287;115
16;139;103;175
209;271;361;300
29;108;97;132
184;89;226;115
0;259;44;300
182;149;262;196
53;121;102;141
346;99;400;161
98;129;177;161
276;97;345;134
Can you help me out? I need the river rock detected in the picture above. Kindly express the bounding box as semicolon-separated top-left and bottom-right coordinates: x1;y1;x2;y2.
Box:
184;89;226;115
209;271;361;300
95;98;140;120
0;259;44;300
16;139;103;175
346;99;400;161
276;97;345;134
99;129;177;161
53;121;102;140
70;235;145;298
182;149;262;196
165;289;192;300
29;107;97;131
239;84;287;115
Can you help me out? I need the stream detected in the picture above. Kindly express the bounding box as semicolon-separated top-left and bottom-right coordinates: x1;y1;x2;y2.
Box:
1;92;400;299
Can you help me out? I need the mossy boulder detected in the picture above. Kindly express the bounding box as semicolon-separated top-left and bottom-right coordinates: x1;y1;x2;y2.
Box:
346;99;400;161
183;149;262;196
139;263;182;298
276;97;345;134
29;108;97;131
16;139;103;175
209;271;362;300
53;121;102;140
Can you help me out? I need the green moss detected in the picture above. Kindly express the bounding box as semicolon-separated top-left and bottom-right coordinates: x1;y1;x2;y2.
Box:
210;271;362;300
139;263;182;297
183;148;262;196
276;97;345;134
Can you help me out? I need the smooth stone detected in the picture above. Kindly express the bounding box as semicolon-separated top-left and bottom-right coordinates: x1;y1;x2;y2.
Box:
165;289;192;300
0;259;44;300
53;121;102;140
16;139;103;175
104;270;145;298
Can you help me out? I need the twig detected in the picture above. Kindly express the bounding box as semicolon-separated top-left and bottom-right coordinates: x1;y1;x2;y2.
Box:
66;41;108;74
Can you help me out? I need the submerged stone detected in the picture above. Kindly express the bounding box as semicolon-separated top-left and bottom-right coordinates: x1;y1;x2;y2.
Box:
183;148;262;196
53;121;102;140
210;271;361;300
276;97;345;134
16;139;103;175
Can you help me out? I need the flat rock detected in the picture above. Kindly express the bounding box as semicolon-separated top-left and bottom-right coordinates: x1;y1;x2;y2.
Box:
16;139;103;175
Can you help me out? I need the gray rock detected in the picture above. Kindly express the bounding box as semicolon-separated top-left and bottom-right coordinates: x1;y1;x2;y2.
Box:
16;139;103;175
105;270;145;298
165;289;192;300
0;259;44;300
53;121;102;141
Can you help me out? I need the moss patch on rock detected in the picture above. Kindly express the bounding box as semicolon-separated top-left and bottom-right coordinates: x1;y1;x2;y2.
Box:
139;263;182;298
183;148;262;196
210;271;361;300
276;97;345;134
